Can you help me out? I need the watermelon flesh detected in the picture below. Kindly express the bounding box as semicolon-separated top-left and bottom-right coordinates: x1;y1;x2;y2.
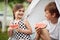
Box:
10;23;19;29
35;23;46;29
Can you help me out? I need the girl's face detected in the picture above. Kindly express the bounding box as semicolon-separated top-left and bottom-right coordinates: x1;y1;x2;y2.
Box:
45;10;53;21
15;8;24;19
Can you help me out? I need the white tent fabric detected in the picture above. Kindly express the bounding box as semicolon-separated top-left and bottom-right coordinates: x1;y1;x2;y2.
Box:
24;0;54;39
55;0;60;40
55;0;60;13
24;0;40;18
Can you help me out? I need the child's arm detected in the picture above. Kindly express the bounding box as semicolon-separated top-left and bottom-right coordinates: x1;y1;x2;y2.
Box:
35;28;51;40
8;27;13;37
16;19;32;34
35;24;51;40
34;28;41;40
40;29;51;40
8;21;13;37
34;33;40;40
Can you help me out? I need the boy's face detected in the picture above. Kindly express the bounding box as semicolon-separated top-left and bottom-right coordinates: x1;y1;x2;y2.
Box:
45;10;53;21
15;8;24;19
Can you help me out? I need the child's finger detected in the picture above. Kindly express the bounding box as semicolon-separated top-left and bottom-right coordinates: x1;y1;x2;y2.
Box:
36;29;41;34
36;27;40;32
35;26;38;29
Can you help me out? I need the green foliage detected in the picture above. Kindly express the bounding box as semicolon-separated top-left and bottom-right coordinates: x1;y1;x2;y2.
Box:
8;0;25;3
8;0;25;8
0;0;4;2
0;2;4;11
8;2;14;9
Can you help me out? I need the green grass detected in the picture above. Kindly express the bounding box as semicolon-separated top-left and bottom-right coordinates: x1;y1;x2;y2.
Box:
0;28;9;40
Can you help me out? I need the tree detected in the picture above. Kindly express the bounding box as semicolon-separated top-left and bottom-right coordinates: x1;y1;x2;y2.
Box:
8;0;25;8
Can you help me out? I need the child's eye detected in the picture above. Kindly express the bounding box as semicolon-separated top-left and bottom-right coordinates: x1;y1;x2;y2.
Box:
15;23;16;24
22;10;24;12
19;10;24;12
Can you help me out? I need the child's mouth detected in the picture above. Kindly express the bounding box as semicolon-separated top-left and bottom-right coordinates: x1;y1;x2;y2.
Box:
18;14;23;16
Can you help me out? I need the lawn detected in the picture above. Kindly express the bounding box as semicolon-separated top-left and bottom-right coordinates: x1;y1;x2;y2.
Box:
0;28;9;40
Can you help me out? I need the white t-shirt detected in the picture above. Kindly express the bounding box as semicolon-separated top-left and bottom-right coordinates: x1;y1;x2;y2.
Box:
42;18;60;40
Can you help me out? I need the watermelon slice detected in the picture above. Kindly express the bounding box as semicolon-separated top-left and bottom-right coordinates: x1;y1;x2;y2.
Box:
35;23;46;29
10;23;19;29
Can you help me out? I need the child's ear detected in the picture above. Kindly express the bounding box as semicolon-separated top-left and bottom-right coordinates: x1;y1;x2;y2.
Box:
52;13;56;18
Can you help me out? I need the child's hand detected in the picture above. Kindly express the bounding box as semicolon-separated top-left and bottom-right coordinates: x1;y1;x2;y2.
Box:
10;23;19;29
8;27;13;37
36;27;41;35
35;22;47;34
15;28;22;33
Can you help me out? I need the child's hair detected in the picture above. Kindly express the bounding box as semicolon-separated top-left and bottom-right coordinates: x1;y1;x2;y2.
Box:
45;2;60;18
13;4;24;19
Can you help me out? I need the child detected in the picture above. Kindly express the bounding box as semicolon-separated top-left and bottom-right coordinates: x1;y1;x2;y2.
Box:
8;4;32;40
35;2;60;40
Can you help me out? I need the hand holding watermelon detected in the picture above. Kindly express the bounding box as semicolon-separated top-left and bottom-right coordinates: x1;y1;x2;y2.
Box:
10;22;19;29
35;22;47;35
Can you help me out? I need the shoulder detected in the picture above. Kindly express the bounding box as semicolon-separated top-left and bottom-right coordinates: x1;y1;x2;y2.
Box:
23;18;29;24
24;18;29;22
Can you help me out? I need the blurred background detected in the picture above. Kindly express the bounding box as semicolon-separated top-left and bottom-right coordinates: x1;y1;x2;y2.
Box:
0;0;55;40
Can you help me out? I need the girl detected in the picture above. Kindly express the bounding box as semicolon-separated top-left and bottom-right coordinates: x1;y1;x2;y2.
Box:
8;4;32;40
35;2;60;40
